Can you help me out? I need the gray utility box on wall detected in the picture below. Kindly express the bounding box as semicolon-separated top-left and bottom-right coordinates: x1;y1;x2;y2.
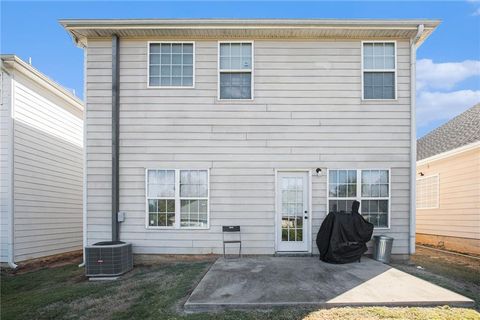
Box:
85;241;133;277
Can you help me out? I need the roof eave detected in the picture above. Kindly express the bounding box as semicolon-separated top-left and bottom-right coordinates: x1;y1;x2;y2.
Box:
59;18;440;47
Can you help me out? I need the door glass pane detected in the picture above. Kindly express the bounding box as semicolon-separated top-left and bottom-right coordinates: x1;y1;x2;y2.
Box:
280;176;304;242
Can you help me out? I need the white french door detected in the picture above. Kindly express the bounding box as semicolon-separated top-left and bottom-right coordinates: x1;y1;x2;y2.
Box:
276;171;310;252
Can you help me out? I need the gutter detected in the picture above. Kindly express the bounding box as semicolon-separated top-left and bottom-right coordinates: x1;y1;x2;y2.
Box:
409;24;425;255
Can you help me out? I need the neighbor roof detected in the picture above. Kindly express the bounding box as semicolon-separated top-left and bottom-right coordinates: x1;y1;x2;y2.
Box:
1;55;84;110
59;18;440;48
417;104;480;161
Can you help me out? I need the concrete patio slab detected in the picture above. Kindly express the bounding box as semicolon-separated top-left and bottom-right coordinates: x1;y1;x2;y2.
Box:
185;256;474;312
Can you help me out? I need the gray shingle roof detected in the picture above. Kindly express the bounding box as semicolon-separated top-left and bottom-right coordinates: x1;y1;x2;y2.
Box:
417;104;480;161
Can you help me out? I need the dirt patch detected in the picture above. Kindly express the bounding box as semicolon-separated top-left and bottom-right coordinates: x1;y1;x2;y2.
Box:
2;251;83;275
134;254;218;265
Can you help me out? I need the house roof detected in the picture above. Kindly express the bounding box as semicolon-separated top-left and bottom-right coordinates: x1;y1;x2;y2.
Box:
417;104;480;161
0;55;84;111
59;18;440;48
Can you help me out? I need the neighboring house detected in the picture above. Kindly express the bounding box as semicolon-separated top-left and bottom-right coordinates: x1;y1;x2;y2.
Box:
416;105;480;255
61;19;439;259
0;55;84;267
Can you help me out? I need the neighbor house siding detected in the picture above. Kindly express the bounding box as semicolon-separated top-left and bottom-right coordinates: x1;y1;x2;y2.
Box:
0;69;12;262
12;72;83;262
85;39;412;255
416;147;480;253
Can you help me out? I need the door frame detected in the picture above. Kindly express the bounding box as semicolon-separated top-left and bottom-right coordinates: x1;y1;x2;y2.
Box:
274;169;313;253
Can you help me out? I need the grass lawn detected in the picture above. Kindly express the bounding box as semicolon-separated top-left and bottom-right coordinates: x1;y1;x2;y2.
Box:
1;253;479;320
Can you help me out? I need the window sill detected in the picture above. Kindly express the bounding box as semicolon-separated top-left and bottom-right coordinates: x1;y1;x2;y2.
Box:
146;226;210;231
215;98;255;104
147;85;195;89
360;99;399;104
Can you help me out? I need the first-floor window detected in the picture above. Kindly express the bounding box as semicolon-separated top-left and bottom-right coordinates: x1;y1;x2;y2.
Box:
146;169;209;228
328;169;390;228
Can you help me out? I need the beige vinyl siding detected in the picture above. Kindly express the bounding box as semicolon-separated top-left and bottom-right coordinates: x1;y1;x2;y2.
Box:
86;39;412;255
12;72;83;262
416;147;480;240
0;70;12;262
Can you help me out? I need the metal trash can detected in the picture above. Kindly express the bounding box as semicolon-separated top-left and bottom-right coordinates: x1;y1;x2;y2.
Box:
373;235;394;263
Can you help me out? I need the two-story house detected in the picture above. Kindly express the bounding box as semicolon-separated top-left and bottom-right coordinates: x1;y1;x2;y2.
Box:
61;19;439;260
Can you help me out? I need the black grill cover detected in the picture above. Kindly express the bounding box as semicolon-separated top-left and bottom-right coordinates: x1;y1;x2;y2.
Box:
316;201;374;263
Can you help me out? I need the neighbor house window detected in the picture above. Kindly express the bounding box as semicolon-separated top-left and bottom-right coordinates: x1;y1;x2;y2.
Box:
362;42;396;100
219;42;253;99
328;169;390;228
416;174;439;209
146;169;209;228
148;42;194;87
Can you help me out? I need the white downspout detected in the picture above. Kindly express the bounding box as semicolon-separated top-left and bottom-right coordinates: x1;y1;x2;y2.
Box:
409;24;424;255
79;46;88;268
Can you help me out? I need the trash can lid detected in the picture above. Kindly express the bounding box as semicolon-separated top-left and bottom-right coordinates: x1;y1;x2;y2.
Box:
373;235;394;240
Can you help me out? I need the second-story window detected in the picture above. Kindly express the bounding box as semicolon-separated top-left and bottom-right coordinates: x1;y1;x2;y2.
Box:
148;42;194;88
219;42;253;100
362;42;396;100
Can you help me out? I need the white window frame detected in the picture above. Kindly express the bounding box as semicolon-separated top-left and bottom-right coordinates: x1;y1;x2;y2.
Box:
217;40;254;101
416;174;440;209
361;40;397;101
327;168;391;229
147;41;195;89
145;168;210;230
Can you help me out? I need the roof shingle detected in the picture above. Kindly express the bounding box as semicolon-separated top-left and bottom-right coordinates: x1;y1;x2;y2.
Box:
417;104;480;161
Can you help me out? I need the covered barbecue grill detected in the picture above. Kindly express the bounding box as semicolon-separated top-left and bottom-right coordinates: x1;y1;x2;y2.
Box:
316;201;374;263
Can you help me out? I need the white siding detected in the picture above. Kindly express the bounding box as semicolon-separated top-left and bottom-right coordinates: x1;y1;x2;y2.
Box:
86;39;412;255
0;70;12;262
12;72;83;262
